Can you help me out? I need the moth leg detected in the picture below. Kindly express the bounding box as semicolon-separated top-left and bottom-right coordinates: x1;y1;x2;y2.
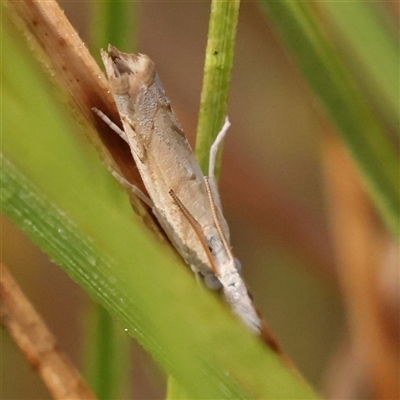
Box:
208;116;231;181
107;167;153;208
207;116;231;212
204;271;223;290
92;107;129;143
190;264;222;290
92;107;153;206
190;267;203;286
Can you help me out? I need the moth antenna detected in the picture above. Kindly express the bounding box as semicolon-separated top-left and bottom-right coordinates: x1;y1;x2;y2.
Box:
169;190;219;276
204;177;235;263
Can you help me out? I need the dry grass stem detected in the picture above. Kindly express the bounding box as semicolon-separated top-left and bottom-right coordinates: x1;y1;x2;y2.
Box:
323;135;399;398
4;0;162;233
0;263;97;400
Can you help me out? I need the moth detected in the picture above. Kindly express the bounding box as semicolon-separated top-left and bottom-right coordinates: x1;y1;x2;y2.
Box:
94;45;261;334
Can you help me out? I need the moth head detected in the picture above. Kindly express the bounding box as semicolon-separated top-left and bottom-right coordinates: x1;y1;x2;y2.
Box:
101;45;156;96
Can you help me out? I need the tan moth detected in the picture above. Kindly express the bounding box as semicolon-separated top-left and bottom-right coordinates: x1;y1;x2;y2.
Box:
94;45;261;334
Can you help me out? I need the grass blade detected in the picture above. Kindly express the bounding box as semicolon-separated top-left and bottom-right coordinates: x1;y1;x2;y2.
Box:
319;2;399;130
260;1;399;240
195;0;240;176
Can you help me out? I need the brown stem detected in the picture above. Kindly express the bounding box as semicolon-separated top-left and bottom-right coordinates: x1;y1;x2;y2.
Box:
0;263;96;400
322;135;399;398
3;0;161;235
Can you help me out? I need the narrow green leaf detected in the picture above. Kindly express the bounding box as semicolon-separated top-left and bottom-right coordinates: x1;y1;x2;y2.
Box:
83;305;131;400
90;2;139;55
260;1;399;240
318;1;399;130
195;0;240;176
166;376;190;400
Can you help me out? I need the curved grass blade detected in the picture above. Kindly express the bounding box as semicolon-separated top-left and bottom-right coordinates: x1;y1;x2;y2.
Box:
260;1;399;240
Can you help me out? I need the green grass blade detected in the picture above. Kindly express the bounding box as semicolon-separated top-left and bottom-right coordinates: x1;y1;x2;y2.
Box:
1;153;318;399
318;1;399;130
2;16;319;400
82;305;131;400
260;1;399;240
90;1;139;55
195;0;240;176
166;376;190;400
